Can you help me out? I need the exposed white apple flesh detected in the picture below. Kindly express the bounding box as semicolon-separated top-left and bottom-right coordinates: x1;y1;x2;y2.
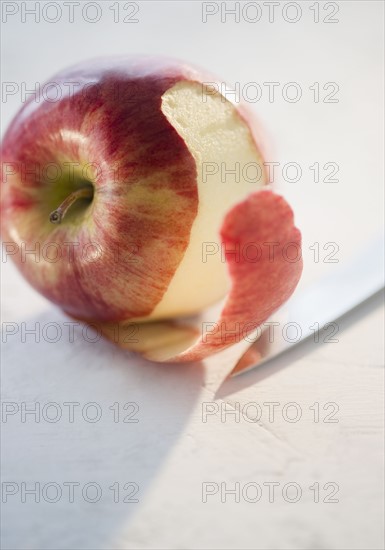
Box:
146;81;266;321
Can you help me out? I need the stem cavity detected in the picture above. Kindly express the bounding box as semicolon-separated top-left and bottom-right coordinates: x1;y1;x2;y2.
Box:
49;186;94;224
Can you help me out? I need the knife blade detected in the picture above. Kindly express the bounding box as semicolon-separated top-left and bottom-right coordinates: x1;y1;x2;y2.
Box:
230;232;385;377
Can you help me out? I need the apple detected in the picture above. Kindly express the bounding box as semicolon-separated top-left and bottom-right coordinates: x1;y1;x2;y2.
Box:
1;56;302;362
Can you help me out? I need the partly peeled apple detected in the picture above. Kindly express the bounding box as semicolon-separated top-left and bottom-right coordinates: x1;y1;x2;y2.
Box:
1;56;302;363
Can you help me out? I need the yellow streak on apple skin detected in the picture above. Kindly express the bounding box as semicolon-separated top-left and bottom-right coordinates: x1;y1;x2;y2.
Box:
4;154;97;290
141;81;266;321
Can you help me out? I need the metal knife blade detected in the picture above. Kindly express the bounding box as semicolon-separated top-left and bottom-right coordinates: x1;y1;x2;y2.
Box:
230;232;385;377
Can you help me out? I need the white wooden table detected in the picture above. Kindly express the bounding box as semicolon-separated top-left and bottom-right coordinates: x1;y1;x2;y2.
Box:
1;2;384;549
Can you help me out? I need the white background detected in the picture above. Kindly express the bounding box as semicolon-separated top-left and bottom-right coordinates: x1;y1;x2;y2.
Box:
1;1;384;549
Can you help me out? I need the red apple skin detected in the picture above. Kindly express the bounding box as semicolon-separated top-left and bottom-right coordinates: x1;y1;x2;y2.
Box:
1;57;218;322
95;188;303;363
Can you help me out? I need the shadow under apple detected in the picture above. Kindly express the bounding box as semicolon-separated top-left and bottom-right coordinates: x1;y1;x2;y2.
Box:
1;307;204;550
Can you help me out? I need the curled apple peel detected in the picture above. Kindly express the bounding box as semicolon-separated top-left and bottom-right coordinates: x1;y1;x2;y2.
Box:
98;188;302;363
1;56;302;363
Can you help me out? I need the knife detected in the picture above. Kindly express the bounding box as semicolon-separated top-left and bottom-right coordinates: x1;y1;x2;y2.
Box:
230;232;385;377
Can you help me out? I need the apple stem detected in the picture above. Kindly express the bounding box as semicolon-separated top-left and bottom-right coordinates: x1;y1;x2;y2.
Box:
49;186;94;224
